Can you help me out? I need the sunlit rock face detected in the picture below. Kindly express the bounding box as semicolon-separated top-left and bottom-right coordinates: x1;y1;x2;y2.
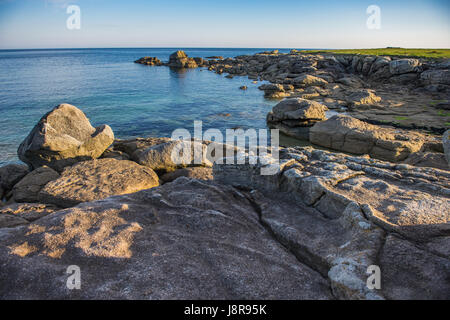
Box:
0;178;332;299
18;104;114;172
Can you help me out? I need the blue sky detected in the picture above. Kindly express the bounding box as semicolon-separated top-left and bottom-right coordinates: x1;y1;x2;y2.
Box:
0;0;449;49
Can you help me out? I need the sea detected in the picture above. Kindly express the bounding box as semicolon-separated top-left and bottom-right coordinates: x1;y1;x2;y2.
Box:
0;47;301;166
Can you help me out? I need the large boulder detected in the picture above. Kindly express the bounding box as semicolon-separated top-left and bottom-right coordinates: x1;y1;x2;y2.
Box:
132;140;211;172
18;104;114;172
268;98;327;122
310;115;426;162
38;158;159;208
369;56;391;75
12;166;60;203
167;50;198;68
389;59;421;75
0;178;331;299
420;69;450;86
267;98;327;140
169;50;187;60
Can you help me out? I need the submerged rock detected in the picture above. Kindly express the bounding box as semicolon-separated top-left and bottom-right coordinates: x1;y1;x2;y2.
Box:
18;104;114;172
38;158;159;208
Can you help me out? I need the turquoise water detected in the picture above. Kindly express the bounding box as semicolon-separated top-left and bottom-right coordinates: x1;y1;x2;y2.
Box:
0;48;295;165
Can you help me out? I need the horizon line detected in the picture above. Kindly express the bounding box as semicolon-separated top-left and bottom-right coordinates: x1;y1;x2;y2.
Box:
1;46;450;51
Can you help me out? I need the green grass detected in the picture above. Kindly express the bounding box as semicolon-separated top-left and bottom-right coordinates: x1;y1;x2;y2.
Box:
301;48;450;59
445;122;450;127
430;99;448;106
393;116;409;121
437;110;450;117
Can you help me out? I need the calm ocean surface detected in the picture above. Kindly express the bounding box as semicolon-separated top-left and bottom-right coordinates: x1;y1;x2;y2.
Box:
0;48;298;166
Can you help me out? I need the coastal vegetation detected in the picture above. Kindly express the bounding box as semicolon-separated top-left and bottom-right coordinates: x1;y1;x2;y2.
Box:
302;48;450;59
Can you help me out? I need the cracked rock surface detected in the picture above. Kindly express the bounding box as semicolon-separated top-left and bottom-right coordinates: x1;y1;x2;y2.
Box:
213;146;450;299
0;178;332;299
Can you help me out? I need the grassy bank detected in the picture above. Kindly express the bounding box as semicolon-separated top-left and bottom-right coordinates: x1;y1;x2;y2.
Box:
302;48;450;59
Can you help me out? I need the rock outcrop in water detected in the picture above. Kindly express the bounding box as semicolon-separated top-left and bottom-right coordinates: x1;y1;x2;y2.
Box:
135;50;210;69
267;98;327;140
18;104;114;172
167;50;198;68
135;49;449;132
134;56;163;66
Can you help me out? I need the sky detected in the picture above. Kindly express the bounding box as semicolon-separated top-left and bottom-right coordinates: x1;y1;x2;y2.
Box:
0;0;449;49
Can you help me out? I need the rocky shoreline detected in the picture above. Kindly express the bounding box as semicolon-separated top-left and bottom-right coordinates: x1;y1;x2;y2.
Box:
136;50;449;134
0;49;449;299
